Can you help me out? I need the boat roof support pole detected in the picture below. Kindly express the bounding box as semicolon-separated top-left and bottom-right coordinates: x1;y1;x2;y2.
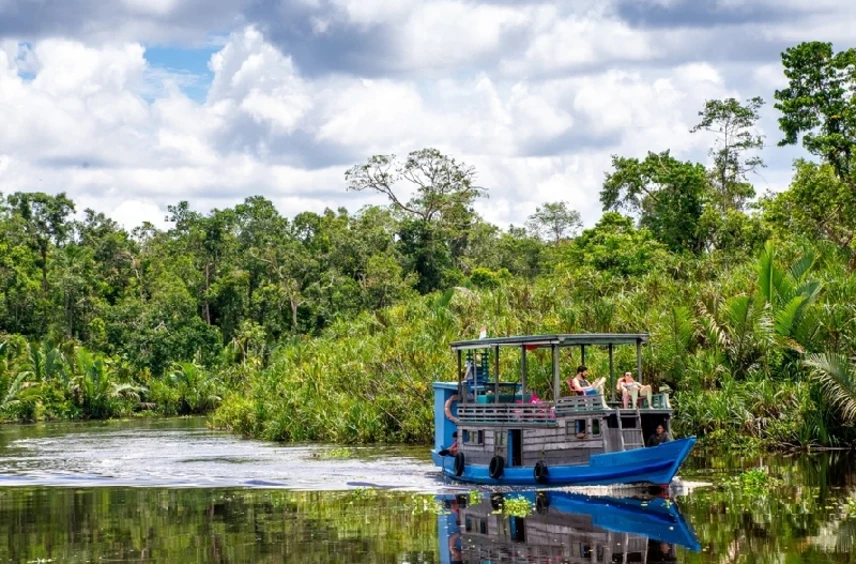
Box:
581;344;586;367
520;345;527;400
494;346;500;403
608;343;615;403
636;339;643;384
457;349;463;403
552;344;560;401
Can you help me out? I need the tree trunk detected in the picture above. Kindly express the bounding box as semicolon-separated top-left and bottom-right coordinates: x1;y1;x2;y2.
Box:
203;262;211;325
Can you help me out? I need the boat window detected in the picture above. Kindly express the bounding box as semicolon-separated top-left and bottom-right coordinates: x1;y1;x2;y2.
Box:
606;414;619;429
621;417;637;429
463;430;484;445
592;419;601;436
568;419;586;438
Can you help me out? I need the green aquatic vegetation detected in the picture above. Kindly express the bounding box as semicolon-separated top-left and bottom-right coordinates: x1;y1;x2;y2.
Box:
311;446;356;460
726;467;783;495
468;490;483;505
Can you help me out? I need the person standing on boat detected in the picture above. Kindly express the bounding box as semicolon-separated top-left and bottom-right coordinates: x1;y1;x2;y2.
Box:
568;366;607;407
647;424;672;446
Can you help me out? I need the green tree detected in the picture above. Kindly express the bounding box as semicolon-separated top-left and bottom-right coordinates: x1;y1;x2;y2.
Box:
5;192;75;294
345;148;485;223
691;97;765;212
525;201;582;243
774;41;856;186
761;160;856;267
562;212;668;277
601;151;708;253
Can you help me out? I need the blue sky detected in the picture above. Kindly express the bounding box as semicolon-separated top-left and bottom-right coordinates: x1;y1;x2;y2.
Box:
0;0;852;229
143;45;219;101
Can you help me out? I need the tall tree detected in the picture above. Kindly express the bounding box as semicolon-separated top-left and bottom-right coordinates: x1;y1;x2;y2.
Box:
774;41;856;187
344;148;486;223
346;148;486;293
5;192;75;294
691;97;765;212
601;151;708;254
525;201;582;243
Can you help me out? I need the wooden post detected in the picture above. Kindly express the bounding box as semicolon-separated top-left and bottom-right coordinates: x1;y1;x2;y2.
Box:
608;343;615;403
552;344;560;401
520;345;527;400
581;344;586;367
494;346;500;403
457;349;463;403
636;340;643;384
473;351;478;403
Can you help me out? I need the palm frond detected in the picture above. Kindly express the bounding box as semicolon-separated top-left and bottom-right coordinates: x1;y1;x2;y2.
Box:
788;250;817;284
804;353;856;425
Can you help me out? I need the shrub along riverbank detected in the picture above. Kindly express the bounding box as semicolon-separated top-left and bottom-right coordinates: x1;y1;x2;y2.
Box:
3;40;856;450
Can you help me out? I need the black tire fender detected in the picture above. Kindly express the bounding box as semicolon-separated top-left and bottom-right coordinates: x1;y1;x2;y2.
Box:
454;452;466;476
488;455;505;479
534;461;549;484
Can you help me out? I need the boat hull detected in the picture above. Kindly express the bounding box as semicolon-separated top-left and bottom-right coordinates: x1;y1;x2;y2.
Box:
433;436;696;486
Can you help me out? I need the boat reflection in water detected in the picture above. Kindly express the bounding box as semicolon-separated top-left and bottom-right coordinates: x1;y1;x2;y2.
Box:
438;490;700;563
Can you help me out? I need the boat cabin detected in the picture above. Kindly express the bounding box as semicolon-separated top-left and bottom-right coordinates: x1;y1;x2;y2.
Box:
433;334;674;476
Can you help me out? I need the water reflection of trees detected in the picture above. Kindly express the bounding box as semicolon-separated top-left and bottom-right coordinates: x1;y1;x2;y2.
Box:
0;488;437;563
680;453;856;563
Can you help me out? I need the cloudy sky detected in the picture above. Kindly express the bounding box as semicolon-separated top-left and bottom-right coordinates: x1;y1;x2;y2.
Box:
0;0;851;230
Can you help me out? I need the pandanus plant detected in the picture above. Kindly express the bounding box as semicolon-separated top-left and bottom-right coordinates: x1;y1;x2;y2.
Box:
68;348;145;419
168;361;222;414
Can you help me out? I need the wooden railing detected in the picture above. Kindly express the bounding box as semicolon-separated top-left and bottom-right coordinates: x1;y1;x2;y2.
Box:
456;403;556;426
554;395;608;414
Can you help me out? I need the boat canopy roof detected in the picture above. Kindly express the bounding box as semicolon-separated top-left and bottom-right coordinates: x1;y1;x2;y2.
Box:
450;333;649;351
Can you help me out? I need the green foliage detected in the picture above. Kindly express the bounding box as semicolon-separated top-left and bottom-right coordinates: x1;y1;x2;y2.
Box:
601;151;708;253
726;467;783;495
525;201;582;243
561;212;669;277
761;160;856;263
775;41;856;185
469;267;510;289
803;353;856;425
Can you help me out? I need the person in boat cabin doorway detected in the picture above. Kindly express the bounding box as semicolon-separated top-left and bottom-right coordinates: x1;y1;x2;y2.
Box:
568;366;608;407
617;371;653;409
647;424;672;447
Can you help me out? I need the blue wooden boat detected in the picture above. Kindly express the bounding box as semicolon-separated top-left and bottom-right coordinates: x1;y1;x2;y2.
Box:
432;333;696;486
437;489;700;563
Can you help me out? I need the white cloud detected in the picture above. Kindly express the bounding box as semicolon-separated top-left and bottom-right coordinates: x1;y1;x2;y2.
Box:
0;0;830;232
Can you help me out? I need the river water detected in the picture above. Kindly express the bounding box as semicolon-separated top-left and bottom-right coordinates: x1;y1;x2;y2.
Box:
0;417;853;563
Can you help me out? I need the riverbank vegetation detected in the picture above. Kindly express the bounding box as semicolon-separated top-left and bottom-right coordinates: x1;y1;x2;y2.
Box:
2;40;856;449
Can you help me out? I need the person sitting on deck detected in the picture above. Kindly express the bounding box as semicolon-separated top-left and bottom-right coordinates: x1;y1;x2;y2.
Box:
567;366;608;408
647;424;672;447
617;371;653;409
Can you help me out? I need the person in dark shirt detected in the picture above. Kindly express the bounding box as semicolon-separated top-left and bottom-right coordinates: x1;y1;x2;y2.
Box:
647;424;672;447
